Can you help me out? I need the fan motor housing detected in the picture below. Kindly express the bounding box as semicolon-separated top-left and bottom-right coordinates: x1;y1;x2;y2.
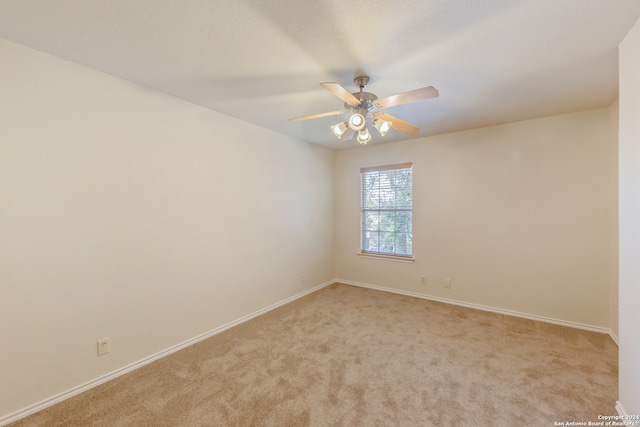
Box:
346;91;378;111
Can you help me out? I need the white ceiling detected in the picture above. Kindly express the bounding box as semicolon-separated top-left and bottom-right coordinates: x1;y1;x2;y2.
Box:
1;0;639;150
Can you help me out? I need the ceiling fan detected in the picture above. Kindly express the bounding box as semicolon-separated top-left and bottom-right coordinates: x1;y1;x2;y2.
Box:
289;75;439;144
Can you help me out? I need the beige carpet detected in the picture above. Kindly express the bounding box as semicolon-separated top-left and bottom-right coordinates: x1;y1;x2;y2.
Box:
11;283;618;426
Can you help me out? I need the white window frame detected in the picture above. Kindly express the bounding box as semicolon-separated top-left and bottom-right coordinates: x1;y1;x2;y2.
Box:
359;162;414;262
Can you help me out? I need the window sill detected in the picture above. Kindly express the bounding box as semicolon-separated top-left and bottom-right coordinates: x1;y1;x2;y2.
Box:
357;253;415;263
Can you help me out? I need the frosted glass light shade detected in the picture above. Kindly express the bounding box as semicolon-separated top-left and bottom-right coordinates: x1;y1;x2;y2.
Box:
373;118;392;136
331;121;355;140
348;114;366;131
357;128;371;144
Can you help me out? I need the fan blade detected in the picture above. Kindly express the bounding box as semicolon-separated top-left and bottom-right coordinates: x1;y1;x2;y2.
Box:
320;82;361;106
289;110;344;122
375;86;439;109
375;112;420;135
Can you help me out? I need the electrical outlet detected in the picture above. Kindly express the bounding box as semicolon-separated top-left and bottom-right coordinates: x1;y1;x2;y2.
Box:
421;276;427;285
97;338;110;356
444;278;452;289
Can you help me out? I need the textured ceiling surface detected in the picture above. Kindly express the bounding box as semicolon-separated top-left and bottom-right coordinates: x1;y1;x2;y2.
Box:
1;0;640;150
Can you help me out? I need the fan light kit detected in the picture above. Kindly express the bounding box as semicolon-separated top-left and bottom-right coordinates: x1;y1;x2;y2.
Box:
290;75;439;145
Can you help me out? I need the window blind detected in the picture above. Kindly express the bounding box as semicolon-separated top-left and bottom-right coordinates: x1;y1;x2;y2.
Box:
360;163;413;257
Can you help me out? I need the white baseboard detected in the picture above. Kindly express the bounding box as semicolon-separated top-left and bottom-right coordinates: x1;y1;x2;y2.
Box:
616;401;627;416
0;280;334;427
609;331;620;346
336;279;614;336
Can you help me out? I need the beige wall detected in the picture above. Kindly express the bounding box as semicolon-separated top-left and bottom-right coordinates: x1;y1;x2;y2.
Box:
618;16;640;415
0;39;334;418
335;107;618;329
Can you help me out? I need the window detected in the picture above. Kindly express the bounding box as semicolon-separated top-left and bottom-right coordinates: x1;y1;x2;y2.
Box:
361;163;413;257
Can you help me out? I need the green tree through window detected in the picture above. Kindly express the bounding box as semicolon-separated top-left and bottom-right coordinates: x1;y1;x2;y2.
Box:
361;163;412;257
